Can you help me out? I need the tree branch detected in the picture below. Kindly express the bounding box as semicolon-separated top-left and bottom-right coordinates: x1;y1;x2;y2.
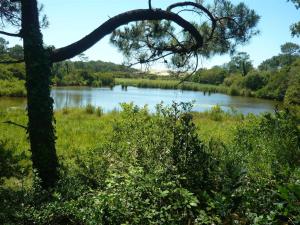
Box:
167;1;217;41
178;54;199;85
3;121;27;130
148;0;152;10
167;1;216;25
51;9;203;63
0;30;21;37
127;52;174;67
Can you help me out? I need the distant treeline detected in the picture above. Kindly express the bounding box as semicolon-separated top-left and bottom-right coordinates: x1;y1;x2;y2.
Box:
189;44;300;105
51;60;138;87
0;37;140;96
0;37;299;105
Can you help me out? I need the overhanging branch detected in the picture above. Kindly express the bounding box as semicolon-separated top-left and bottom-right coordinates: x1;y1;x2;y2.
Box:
167;1;217;40
0;30;21;37
167;1;215;23
51;9;203;63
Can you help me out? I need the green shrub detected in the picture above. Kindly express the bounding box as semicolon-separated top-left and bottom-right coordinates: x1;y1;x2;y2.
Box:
0;140;28;184
1;103;299;224
243;71;267;91
95;107;104;117
209;105;224;121
62;107;69;115
228;86;240;96
0;79;26;97
85;104;95;114
93;72;115;86
193;66;228;85
223;73;244;87
284;73;300;105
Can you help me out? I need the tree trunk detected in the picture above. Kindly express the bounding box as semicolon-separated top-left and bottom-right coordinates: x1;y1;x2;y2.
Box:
21;0;58;188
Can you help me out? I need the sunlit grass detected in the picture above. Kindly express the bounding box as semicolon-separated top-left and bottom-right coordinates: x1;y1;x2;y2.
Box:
116;78;229;93
0;106;239;164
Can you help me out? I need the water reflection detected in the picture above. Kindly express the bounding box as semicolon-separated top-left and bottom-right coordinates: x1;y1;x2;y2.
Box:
0;86;280;115
52;88;86;109
49;85;279;115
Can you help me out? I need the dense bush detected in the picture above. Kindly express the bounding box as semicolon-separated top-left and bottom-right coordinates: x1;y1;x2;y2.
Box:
51;60;133;87
223;73;244;87
0;79;26;97
93;72;115;87
1;103;299;224
243;71;267;91
192;66;228;85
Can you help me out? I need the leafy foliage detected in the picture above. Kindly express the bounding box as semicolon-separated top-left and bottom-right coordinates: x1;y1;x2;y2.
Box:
51;60;135;87
243;71;267;91
288;0;300;36
0;0;20;28
192;66;228;85
226;52;253;76
281;42;300;55
0;103;299;224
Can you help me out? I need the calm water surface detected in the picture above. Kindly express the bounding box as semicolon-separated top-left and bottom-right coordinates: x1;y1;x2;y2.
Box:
1;85;280;114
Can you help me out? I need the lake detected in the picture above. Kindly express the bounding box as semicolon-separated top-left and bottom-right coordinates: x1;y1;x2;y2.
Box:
0;85;280;114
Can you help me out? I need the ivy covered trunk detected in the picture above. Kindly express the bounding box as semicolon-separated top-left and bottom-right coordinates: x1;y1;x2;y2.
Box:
21;0;58;188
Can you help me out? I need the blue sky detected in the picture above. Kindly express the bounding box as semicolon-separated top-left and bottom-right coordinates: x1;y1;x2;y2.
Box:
3;0;300;69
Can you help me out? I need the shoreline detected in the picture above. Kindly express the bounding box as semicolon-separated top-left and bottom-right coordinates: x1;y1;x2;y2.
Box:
0;78;292;104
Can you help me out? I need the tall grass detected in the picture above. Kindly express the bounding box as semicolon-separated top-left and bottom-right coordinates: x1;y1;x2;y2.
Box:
0;105;238;172
116;78;229;94
0;79;26;97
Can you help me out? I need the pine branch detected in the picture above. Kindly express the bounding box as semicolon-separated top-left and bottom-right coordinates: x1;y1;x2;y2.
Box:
167;2;217;41
0;30;21;37
51;8;203;62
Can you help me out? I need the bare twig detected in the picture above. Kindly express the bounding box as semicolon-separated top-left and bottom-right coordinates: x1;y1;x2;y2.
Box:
127;52;174;67
177;54;199;85
167;2;217;41
3;121;27;130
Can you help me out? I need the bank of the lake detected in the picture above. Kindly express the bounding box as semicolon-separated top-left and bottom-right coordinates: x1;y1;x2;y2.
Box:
0;85;281;115
2;76;298;108
0;77;290;103
0;78;228;98
116;78;229;94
